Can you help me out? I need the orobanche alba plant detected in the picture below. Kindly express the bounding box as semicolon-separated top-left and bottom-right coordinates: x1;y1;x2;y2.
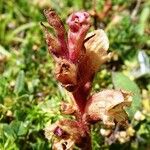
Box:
41;9;132;150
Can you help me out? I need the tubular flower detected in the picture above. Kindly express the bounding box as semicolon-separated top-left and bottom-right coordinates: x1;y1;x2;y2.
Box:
45;119;90;150
67;11;91;62
85;89;132;126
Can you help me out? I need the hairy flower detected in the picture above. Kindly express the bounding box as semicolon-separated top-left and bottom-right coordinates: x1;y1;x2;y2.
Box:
67;12;91;62
85;89;132;126
77;29;110;86
85;29;110;67
45;119;89;149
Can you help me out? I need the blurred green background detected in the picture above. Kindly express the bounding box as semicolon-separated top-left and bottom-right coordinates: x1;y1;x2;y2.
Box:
0;0;150;149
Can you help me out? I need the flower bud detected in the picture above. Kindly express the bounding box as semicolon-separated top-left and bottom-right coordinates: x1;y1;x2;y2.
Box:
67;12;91;62
134;111;145;121
100;128;111;136
126;126;135;137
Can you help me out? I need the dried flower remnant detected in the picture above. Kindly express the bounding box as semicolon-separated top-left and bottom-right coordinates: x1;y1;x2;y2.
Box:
54;58;78;91
42;9;68;58
85;89;132;126
42;9;132;149
45;119;90;150
60;101;76;115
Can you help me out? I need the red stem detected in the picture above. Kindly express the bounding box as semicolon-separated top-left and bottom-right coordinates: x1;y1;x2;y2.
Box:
72;81;92;115
73;89;87;115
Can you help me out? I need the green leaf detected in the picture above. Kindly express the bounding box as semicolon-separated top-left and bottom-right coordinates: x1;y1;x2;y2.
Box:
0;76;7;102
14;70;25;94
3;124;16;138
10;121;28;136
138;7;150;35
0;45;11;58
112;72;141;117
